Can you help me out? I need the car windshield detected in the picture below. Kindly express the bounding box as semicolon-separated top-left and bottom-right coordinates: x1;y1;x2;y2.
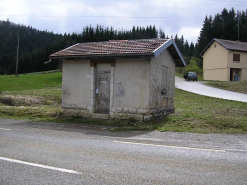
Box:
188;73;196;77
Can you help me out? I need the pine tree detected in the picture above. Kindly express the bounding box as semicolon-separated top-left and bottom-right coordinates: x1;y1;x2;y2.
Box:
196;15;213;68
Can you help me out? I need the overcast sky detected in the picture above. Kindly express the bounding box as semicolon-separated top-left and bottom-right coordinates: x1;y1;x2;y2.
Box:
0;0;246;43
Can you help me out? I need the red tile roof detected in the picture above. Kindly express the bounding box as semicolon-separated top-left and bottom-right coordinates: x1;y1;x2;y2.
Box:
50;39;170;58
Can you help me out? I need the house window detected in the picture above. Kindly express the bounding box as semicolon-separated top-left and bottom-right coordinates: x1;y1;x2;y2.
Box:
214;44;216;48
233;54;240;62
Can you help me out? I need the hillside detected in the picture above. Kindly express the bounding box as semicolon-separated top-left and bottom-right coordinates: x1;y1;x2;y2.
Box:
0;20;65;75
0;21;195;75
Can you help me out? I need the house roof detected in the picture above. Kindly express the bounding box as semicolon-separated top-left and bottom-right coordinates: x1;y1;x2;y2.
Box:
201;38;247;56
50;38;186;67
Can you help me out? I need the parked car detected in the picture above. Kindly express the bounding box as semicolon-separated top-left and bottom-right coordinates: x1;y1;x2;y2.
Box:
183;72;198;81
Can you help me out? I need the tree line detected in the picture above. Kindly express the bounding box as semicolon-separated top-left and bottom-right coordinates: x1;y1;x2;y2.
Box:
0;20;64;75
0;21;193;75
1;7;245;74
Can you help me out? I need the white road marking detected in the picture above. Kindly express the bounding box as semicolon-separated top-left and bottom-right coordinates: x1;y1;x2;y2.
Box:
113;141;226;152
0;128;10;131
0;157;81;174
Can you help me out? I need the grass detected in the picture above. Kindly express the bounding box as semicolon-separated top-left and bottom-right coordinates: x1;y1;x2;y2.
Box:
0;71;246;134
176;57;203;81
0;72;62;120
0;72;62;92
205;81;247;94
157;89;247;133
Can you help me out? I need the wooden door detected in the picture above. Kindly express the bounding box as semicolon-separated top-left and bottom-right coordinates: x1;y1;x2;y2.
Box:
95;71;110;113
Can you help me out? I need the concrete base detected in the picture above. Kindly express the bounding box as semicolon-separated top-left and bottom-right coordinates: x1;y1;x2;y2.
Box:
61;106;174;121
92;113;109;120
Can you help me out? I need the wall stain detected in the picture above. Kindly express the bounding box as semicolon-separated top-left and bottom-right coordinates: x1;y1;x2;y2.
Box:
115;79;126;97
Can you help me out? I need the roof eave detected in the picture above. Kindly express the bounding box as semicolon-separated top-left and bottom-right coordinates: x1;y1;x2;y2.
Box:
201;38;232;56
153;38;186;67
49;53;154;59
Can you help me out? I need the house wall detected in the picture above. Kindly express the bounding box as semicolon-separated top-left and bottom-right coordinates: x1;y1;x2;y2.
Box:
203;68;229;81
203;41;229;81
150;50;175;116
228;51;247;81
242;69;247;81
150;50;175;110
203;41;247;81
110;58;151;121
61;60;91;116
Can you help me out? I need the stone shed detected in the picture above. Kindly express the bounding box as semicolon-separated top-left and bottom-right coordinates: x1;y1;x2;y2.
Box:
50;38;186;121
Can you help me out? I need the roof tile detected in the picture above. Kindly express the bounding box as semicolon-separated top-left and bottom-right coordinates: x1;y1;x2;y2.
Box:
216;39;247;51
50;38;170;58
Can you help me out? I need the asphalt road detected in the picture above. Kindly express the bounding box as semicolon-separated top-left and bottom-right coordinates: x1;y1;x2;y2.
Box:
1;119;247;185
175;76;247;103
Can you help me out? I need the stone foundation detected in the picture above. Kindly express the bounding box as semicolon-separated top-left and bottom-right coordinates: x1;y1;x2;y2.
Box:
61;104;174;121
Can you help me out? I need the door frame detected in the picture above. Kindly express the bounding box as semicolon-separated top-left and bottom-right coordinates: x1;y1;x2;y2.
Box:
95;70;111;113
89;59;115;114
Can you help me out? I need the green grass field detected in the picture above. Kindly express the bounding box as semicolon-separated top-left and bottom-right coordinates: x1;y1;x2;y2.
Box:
0;71;246;134
0;72;62;91
176;57;203;80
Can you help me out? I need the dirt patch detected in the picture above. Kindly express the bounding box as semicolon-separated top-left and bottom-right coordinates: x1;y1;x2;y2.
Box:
0;95;48;106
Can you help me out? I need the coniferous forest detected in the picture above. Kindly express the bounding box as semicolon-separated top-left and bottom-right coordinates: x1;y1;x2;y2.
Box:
0;8;246;74
196;8;247;68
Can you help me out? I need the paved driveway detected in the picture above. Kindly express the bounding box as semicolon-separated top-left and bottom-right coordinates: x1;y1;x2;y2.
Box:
175;77;247;103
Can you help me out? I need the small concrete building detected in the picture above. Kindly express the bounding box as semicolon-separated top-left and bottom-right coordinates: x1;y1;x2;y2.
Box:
50;38;185;121
201;38;247;81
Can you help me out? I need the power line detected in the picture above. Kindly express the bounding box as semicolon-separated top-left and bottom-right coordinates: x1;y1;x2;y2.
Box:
0;15;204;19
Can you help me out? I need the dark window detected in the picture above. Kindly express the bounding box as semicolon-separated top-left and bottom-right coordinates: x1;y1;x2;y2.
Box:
233;54;240;62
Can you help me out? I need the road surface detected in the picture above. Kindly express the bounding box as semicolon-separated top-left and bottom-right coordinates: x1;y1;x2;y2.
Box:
175;76;247;103
1;119;247;185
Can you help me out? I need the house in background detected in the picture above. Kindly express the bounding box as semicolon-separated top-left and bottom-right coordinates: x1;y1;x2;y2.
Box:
50;38;185;121
201;38;247;81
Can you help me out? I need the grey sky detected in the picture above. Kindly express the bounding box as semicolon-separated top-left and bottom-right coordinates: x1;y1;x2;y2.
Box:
0;0;246;43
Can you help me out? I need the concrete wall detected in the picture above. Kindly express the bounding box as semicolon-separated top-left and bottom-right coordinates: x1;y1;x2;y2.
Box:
61;60;91;115
150;49;175;115
228;51;247;81
242;69;247;81
203;41;228;70
113;58;150;109
111;58;151;121
203;68;228;81
203;41;229;81
61;50;176;121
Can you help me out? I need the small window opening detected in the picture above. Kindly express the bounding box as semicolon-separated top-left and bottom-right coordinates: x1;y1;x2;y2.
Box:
233;54;240;62
214;44;216;48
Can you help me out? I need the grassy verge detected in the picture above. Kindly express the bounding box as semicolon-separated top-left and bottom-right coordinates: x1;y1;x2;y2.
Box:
158;89;247;133
205;81;247;94
0;72;246;134
0;72;62;120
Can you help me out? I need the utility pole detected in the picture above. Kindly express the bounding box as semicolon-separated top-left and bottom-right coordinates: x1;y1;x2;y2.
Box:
238;12;240;41
15;35;20;76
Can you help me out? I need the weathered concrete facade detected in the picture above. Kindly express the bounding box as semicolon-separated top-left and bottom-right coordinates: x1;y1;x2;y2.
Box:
50;39;185;121
61;52;176;121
